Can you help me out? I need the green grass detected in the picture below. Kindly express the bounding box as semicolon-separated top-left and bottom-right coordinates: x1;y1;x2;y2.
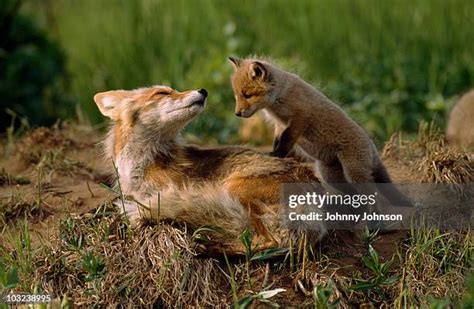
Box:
21;0;474;143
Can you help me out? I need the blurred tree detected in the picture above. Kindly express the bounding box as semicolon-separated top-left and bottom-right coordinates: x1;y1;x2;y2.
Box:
0;0;70;130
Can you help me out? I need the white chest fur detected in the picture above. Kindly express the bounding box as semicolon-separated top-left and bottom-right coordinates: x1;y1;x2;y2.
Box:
262;109;287;128
115;154;135;194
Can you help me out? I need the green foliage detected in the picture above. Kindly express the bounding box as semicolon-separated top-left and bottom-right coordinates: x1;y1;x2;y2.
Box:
428;298;453;309
16;0;474;142
408;228;472;273
223;251;239;308
250;248;289;262
81;251;105;282
313;280;340;309
0;260;19;309
239;230;289;262
460;274;474;309
362;227;379;247
0;260;19;290
240;230;253;260
60;217;84;251
351;245;398;293
238;230;289;289
0;0;70;131
0;220;34;292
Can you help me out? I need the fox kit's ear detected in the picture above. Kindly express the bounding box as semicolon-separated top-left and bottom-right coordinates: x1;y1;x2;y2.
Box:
94;90;127;120
249;61;267;80
228;56;242;69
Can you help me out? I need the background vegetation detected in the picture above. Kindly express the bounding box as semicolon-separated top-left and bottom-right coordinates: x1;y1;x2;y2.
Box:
3;0;474;143
0;1;70;129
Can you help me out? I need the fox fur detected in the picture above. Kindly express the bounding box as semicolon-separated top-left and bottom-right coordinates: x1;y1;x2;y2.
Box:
229;57;411;206
447;89;474;148
94;85;325;254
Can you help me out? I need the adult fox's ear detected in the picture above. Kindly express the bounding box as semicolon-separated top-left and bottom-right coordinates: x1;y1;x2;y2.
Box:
249;61;267;81
228;56;242;69
94;90;129;120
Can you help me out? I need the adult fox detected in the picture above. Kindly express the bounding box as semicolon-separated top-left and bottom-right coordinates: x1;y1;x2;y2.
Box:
94;85;325;254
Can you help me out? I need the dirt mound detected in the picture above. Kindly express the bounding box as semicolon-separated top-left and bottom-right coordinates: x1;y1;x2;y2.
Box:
419;149;473;184
34;206;228;307
382;123;474;184
21;127;75;149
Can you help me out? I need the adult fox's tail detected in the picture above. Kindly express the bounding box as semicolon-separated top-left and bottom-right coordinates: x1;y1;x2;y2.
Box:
117;184;252;243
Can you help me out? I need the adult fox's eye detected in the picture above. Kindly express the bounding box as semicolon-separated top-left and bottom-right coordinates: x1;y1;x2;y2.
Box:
153;88;173;96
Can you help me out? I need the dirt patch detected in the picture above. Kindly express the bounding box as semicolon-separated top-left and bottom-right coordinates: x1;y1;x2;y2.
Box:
0;124;113;245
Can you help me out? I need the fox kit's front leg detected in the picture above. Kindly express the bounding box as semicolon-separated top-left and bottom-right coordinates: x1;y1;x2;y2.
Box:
270;121;304;158
270;126;294;157
271;124;283;155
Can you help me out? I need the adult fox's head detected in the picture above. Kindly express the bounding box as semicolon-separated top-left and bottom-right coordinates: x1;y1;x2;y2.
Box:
94;85;207;157
229;57;279;118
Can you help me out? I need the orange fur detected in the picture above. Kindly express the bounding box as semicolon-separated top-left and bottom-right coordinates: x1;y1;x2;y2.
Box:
94;85;326;254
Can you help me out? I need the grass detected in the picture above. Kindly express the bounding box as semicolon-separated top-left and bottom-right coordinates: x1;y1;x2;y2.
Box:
350;244;399;296
0;123;472;306
0;220;34;292
19;0;474;143
0;168;47;227
313;280;340;309
33;210;229;306
0;169;30;186
1;198;472;306
397;229;473;307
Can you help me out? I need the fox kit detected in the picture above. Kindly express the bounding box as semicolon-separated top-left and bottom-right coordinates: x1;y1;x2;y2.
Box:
447;89;474;148
229;57;411;206
94;85;325;254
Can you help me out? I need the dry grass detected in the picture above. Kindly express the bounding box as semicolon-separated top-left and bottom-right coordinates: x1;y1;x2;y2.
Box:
33;204;229;307
399;229;472;307
24;208;471;307
15;127;94;178
0;169;30;187
383;122;474;185
31;208;342;307
0;194;52;227
419;150;473;184
0;123;472;307
0;169;47;227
